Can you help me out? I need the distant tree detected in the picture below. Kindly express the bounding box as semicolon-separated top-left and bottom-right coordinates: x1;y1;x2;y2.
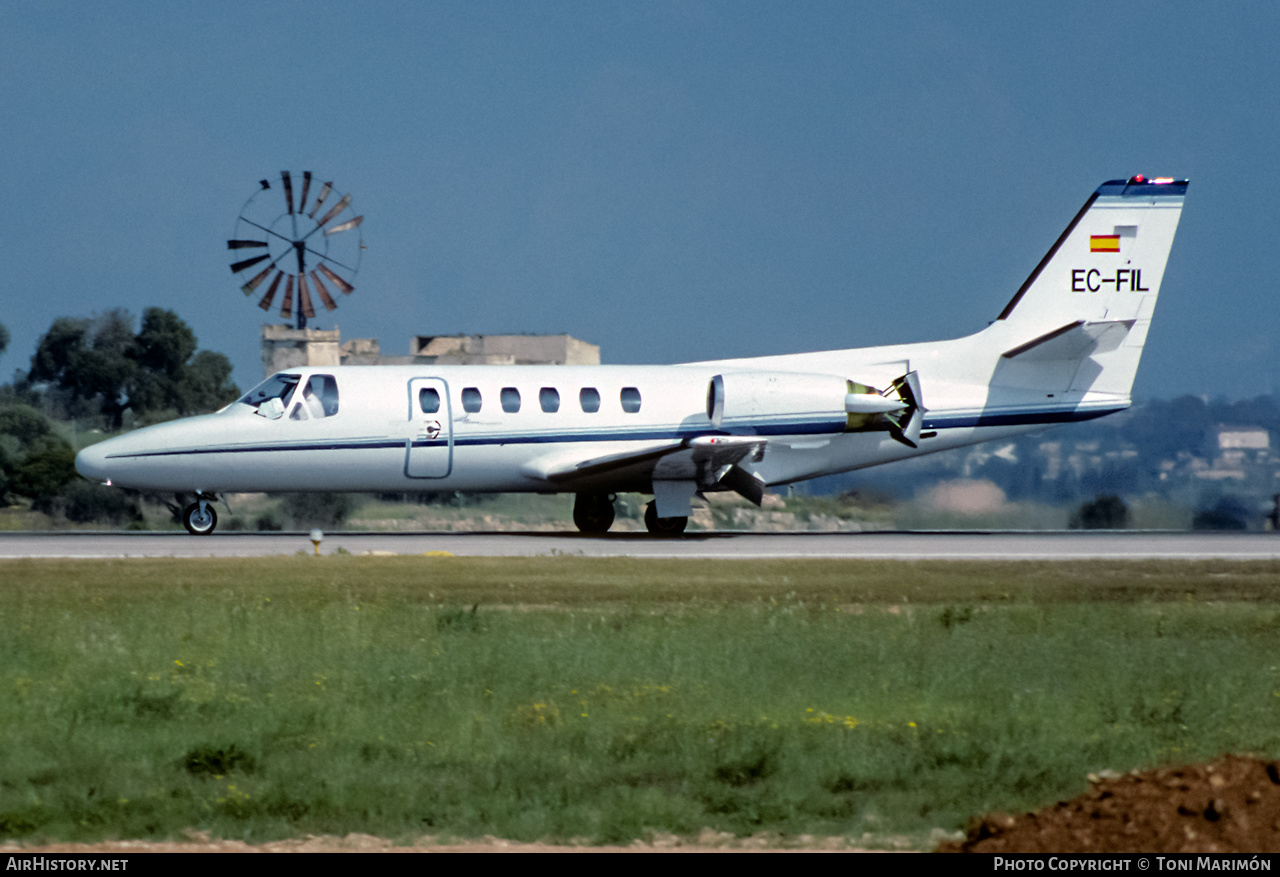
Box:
0;322;9;358
28;311;136;428
173;350;239;416
1069;495;1130;530
60;480;142;526
14;442;78;511
278;492;354;528
26;308;240;428
1192;496;1252;531
0;405;76;507
127;307;199;415
0;404;59;446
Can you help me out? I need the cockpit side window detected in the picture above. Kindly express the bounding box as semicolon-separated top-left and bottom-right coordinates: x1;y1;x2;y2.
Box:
304;375;339;417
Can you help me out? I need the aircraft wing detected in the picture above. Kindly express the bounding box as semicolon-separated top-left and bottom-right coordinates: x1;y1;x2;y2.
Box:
523;441;685;483
520;435;769;505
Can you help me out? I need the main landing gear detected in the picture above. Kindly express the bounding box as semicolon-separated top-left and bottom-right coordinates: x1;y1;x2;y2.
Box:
572;493;616;534
183;495;218;535
644;502;687;536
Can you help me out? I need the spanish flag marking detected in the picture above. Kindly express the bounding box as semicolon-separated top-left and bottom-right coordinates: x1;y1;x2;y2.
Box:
1090;235;1121;253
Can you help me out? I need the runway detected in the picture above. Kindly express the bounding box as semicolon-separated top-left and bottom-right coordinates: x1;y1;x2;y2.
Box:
2;530;1279;560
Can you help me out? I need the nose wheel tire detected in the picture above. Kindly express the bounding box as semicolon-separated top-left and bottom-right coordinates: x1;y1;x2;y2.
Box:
183;501;218;536
644;502;687;536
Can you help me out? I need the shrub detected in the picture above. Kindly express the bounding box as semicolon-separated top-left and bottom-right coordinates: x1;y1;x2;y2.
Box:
1068;495;1129;530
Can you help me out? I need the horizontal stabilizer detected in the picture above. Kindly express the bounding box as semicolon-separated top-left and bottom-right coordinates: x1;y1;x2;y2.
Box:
1002;319;1134;362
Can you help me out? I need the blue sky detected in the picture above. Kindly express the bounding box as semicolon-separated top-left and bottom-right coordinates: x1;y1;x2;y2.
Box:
1;1;1276;400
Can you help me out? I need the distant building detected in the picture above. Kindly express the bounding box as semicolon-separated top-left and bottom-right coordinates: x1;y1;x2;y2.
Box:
1211;425;1270;453
260;325;342;376
1194;424;1272;481
261;325;600;377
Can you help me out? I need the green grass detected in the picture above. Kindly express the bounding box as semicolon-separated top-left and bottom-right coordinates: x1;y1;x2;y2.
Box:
2;557;1280;847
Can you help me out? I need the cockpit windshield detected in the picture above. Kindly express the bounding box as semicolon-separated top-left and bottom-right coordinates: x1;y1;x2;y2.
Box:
239;374;300;411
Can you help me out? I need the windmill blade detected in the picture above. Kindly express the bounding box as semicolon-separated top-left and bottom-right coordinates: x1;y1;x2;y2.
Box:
324;215;363;235
240;263;274;295
298;172;312;218
230;253;271;274
310;271;338;311
298;273;316;319
318;263;355;294
282;171;294;214
308;181;333;218
280;275;294;320
227;239;268;249
315;194;352;229
258;272;284;311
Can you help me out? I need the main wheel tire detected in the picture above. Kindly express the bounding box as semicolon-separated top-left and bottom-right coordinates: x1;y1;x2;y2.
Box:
183;501;218;536
573;493;616;533
644;502;687;536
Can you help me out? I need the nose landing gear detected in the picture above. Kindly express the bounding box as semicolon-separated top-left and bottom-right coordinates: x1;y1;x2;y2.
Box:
183;495;219;535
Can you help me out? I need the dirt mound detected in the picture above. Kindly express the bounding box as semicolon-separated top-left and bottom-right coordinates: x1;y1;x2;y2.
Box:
939;755;1280;853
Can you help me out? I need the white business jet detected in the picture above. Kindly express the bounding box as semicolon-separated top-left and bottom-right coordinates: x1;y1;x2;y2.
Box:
76;176;1188;535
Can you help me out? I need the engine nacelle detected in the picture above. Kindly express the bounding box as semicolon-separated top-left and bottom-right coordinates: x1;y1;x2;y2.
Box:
707;371;850;434
707;371;917;438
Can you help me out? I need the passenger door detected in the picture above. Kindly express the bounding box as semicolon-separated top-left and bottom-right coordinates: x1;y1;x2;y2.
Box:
405;378;453;478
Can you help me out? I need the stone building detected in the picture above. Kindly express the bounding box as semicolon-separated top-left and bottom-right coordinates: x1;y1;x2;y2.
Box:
261;325;600;377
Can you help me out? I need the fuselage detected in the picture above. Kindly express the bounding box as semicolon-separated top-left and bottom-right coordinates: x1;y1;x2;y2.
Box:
74;332;1125;497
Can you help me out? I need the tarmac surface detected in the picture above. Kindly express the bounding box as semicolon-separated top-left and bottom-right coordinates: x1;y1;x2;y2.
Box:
2;530;1279;559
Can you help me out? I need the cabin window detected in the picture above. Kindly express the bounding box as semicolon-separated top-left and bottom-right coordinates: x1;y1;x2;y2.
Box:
501;387;521;413
620;387;642;413
462;387;482;413
540;387;560;413
579;387;600;413
419;387;441;413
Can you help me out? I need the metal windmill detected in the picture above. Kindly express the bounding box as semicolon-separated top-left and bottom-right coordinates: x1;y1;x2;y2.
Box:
227;172;364;329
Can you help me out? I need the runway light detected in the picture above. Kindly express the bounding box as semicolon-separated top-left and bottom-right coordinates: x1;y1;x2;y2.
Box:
310;529;323;556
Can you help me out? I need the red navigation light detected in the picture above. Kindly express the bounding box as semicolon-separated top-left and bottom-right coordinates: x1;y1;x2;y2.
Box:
1129;174;1146;184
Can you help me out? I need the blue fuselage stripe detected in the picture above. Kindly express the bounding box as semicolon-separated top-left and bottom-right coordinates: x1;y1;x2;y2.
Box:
923;406;1122;430
105;405;1121;461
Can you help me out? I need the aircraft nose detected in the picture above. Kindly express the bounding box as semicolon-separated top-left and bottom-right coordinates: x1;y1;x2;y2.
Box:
75;442;111;484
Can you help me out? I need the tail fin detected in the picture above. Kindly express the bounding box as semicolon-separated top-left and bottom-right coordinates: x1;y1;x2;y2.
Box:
989;176;1187;399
